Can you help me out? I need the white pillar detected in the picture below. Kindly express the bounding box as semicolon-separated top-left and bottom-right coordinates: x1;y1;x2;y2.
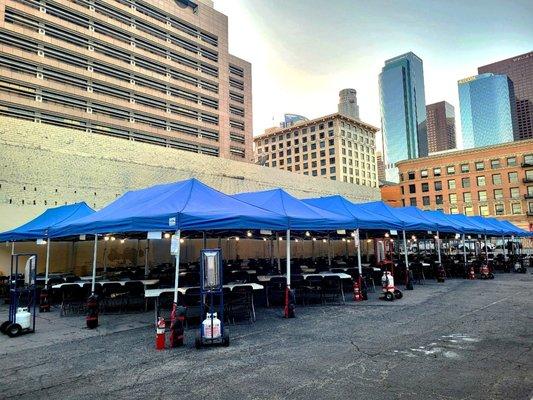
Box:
462;233;467;266
173;230;181;303
484;234;489;259
276;233;281;271
144;239;149;277
44;238;51;285
91;235;98;295
356;229;362;276
436;231;441;264
402;230;409;271
286;229;291;288
11;241;15;255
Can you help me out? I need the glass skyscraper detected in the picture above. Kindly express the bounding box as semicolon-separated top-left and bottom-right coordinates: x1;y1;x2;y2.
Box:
379;52;428;182
458;73;517;149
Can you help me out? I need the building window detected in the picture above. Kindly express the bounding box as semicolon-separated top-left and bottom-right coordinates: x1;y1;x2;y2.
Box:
421;169;428;178
510;187;520;199
448;179;456;190
422;196;430;206
492;174;502;185
506;156;517;166
321;168;327;175
478;190;487;201
434;181;442;191
449;193;457;203
508;172;518;183
408;172;415;180
401;186;405;195
495;204;505;215
421;183;429;192
462;177;470;188
464;205;474;216
526;170;533;182
463;192;472;202
476;176;486;186
490;159;500;169
409;198;417;206
450;206;459;214
475;161;484;171
494;189;503;200
528;186;533;198
447;166;455;175
479;205;489;216
524;154;533;166
511;203;521;214
409;184;416;194
461;164;469;173
435;195;443;205
433;167;441;177
399;173;404;182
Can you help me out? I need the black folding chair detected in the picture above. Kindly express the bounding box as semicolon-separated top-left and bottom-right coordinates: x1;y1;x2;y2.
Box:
322;276;344;304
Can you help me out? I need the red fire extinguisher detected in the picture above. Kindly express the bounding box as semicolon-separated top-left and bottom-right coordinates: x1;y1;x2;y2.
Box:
155;317;166;350
353;277;363;302
169;302;186;348
86;294;99;329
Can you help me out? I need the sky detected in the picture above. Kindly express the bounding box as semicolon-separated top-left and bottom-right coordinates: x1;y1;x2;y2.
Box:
214;0;532;148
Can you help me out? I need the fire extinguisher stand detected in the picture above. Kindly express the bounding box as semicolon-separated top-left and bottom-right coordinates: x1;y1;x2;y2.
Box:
195;248;229;349
0;253;37;337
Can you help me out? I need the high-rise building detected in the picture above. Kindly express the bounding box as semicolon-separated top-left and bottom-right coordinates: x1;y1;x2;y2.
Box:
395;139;533;231
458;73;517;149
338;88;359;120
254;113;380;188
379;52;428;183
478;51;532;141
0;0;253;161
376;150;386;182
426;101;456;153
280;114;309;128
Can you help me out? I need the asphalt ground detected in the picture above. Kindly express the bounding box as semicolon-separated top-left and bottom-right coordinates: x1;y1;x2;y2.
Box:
0;273;532;400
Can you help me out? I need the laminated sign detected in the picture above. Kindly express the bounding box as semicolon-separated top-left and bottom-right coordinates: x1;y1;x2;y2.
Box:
170;235;180;255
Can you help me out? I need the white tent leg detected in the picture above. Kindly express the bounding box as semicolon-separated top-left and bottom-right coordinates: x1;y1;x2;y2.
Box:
286;230;291;287
436;231;441;265
91;235;98;295
44;239;51;286
173;230;181;303
462;234;467;266
144;239;149;277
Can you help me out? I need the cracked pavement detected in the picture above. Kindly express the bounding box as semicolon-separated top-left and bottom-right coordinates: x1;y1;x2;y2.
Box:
0;273;532;399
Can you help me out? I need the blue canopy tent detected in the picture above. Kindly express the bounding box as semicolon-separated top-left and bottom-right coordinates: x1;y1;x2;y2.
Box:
233;189;354;305
302;195;405;277
49;178;289;302
0;202;95;283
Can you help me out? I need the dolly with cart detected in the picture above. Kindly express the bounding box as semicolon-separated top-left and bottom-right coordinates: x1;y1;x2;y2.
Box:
195;249;229;349
0;254;38;337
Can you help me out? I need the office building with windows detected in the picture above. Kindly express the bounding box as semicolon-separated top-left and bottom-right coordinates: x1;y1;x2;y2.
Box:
379;52;428;182
426;101;456;153
0;0;253;160
338;88;359;120
254;113;380;188
394;139;533;231
478;51;532;141
458;73;517;149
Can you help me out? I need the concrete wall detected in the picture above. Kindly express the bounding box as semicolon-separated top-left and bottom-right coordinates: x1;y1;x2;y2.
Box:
0;116;379;274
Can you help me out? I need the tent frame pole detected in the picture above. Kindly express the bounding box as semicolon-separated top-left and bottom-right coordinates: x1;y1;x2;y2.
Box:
173;230;181;303
44;238;51;286
356;229;362;277
484;234;489;260
402;230;409;272
91;235;98;295
286;229;291;288
462;233;467;267
144;239;150;277
436;231;441;265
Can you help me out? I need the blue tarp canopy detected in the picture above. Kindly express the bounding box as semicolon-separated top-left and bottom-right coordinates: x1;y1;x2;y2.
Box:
0;202;95;242
392;207;459;233
442;213;492;235
303;195;404;230
50;179;288;237
354;202;438;232
233;189;354;230
491;219;531;237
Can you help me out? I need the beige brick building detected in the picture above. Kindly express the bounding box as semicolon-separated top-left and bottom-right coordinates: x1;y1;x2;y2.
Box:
0;0;253;161
254;113;380;188
0;116;381;274
395;139;533;231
